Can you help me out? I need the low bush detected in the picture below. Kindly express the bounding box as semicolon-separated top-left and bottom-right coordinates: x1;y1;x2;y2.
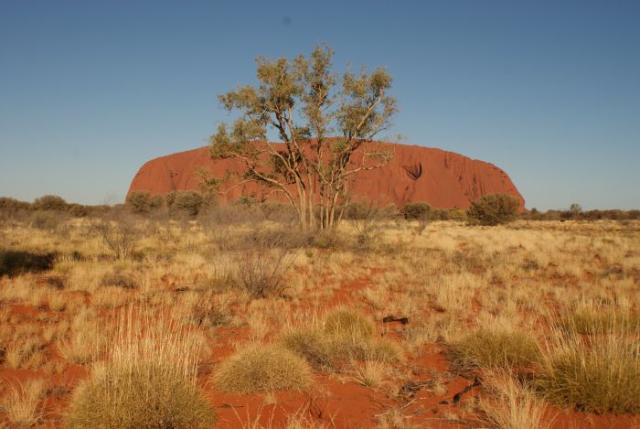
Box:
467;194;519;226
167;191;205;217
32;194;68;211
452;329;541;370
402;202;431;220
126;192;163;214
213;344;312;393
0;250;56;277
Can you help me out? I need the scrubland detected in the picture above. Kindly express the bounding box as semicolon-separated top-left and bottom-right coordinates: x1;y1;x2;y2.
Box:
1;210;639;428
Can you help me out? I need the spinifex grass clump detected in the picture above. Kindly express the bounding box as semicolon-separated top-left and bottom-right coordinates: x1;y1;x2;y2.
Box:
452;328;541;371
65;311;215;429
562;304;640;335
213;344;312;393
281;308;400;371
537;316;640;414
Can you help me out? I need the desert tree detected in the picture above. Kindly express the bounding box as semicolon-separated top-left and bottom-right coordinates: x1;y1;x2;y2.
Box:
209;46;397;230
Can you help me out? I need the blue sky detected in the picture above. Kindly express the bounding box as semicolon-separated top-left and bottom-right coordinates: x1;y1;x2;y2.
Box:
1;0;638;209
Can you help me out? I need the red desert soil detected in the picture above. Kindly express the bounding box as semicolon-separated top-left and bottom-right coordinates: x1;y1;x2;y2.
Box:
128;142;525;209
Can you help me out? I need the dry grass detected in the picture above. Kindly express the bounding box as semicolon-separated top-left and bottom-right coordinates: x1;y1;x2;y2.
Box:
2;379;45;427
480;371;553;429
213;344;312;393
1;216;639;427
281;309;400;372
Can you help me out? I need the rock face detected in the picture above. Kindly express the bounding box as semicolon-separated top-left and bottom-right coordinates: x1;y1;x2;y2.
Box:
128;142;524;209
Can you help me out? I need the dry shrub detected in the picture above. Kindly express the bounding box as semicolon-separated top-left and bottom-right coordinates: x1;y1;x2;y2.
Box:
282;309;400;371
213;344;311;393
537;321;640;414
93;219;138;260
233;233;292;298
452;328;541;371
65;311;214;429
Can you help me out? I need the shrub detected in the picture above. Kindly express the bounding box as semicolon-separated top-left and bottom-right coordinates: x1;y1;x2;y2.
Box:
402;202;431;220
93;221;137;260
452;329;541;370
68;204;89;217
167;191;205;216
126;192;163;214
213;344;311;393
467;194;519;226
0;197;31;213
30;210;66;230
537;332;640;413
65;315;214;429
0;250;56;277
234;237;291;298
32;195;68;211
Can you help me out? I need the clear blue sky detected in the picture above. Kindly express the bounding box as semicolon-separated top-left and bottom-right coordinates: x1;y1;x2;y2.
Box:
1;0;638;209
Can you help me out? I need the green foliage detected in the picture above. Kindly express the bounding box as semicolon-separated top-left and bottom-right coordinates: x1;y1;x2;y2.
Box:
32;195;68;211
402;202;431;220
213;345;312;393
167;191;204;216
467;194;519;226
126;192;163;214
208;45;397;230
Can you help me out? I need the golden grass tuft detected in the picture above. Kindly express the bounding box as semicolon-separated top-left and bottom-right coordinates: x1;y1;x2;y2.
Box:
452;328;541;371
281;309;401;371
213;344;312;393
537;323;640;414
2;379;45;427
65;310;215;429
480;371;553;429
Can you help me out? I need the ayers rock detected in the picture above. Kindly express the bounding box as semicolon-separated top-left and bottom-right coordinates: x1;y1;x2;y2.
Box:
128;142;524;209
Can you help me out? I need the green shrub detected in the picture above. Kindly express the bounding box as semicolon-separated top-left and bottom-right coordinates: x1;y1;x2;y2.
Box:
168;191;204;216
402;202;431;220
467;194;519;226
126;192;163;214
213;345;311;393
452;329;541;370
33;195;68;211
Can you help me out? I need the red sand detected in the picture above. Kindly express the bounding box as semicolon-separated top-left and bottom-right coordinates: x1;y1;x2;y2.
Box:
128;142;524;209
